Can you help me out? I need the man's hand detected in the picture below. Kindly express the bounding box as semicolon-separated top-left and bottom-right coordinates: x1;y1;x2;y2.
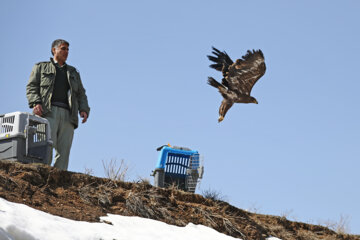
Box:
80;111;88;123
33;104;43;116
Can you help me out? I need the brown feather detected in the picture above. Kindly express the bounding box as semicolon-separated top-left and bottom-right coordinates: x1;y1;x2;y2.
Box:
226;49;266;95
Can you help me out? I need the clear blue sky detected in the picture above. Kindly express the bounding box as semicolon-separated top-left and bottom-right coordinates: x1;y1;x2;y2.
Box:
1;0;359;234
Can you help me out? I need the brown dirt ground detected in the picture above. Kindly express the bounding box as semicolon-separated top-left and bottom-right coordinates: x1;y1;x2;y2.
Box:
0;160;359;240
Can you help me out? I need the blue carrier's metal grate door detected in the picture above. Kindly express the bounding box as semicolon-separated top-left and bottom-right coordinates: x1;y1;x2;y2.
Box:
164;153;190;190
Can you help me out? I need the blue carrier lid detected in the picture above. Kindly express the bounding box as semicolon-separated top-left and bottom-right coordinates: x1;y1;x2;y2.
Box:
155;145;198;169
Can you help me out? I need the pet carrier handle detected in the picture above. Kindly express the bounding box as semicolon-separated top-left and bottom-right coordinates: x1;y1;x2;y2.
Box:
156;143;172;151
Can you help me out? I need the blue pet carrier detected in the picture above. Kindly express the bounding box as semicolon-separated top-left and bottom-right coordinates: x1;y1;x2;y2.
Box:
152;144;204;193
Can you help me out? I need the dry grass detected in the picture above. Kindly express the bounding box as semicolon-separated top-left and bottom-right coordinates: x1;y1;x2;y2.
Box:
202;188;226;202
246;203;262;214
320;214;351;234
124;188;186;226
102;158;129;181
267;225;295;240
297;229;321;240
133;177;151;185
83;166;94;176
280;209;297;221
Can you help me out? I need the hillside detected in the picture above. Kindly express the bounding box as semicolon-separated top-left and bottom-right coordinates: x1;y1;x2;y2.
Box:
0;160;358;240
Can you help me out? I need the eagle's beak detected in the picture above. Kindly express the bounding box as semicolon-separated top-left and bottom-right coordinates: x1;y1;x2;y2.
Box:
218;116;224;122
254;99;258;104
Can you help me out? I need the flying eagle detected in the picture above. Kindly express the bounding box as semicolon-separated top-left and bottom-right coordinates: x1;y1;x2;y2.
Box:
207;47;266;122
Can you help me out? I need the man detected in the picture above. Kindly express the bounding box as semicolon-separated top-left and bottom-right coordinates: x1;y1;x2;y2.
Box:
26;39;90;170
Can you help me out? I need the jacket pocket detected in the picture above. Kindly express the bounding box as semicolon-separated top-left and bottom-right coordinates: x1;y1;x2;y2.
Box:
40;73;54;103
40;73;54;87
69;75;79;94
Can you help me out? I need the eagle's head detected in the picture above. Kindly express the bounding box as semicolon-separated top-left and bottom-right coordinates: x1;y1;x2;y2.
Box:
239;94;258;104
251;97;258;104
243;96;258;104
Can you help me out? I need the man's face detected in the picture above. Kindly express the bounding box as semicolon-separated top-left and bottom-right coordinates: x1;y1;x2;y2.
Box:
52;43;69;63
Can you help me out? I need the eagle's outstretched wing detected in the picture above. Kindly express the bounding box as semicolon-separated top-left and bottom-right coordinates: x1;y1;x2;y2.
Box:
207;47;233;79
225;50;266;95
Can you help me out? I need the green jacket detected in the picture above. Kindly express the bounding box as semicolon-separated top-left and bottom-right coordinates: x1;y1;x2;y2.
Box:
26;59;90;129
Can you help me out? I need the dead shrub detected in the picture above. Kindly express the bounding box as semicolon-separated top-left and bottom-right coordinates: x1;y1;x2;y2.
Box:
102;158;129;182
202;188;226;202
83;167;94;176
320;214;351;234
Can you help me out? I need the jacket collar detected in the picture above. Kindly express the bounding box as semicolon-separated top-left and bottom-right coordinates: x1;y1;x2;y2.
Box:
50;58;67;69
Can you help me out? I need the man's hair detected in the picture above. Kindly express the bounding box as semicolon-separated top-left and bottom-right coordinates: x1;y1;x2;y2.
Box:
51;39;70;55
